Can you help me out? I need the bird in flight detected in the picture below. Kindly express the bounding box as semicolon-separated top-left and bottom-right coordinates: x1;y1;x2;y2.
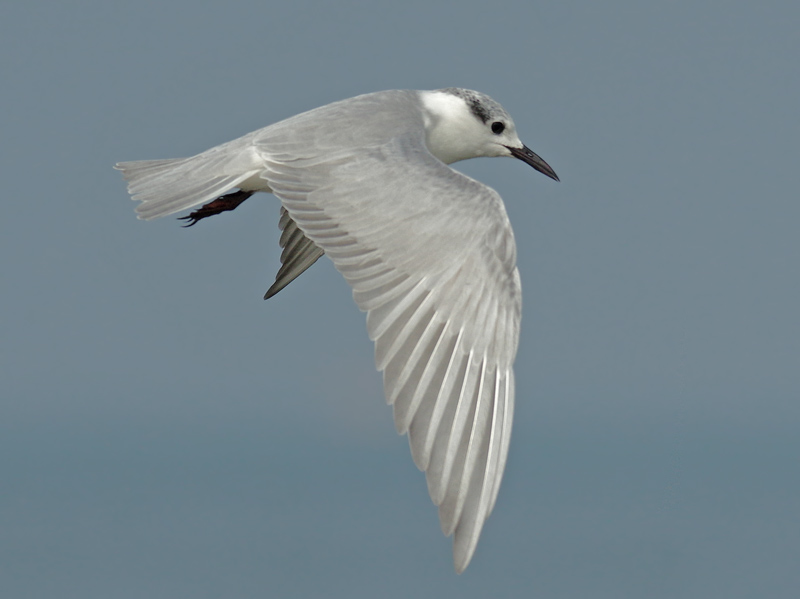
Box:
116;88;559;572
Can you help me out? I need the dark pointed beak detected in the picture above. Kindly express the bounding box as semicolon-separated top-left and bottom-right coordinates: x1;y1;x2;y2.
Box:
506;145;560;182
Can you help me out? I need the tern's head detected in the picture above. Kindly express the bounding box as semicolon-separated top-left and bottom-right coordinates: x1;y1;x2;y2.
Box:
420;88;559;181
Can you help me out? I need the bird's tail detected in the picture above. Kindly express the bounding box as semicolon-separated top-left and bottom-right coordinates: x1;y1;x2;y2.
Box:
115;149;261;220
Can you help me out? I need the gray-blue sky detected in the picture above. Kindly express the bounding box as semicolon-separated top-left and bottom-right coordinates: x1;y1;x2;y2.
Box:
2;1;798;597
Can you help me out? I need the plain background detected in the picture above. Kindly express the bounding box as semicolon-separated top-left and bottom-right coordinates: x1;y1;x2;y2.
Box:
2;1;798;597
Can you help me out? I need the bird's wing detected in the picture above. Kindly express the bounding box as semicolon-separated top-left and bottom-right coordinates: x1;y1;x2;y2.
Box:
256;131;521;573
264;207;325;299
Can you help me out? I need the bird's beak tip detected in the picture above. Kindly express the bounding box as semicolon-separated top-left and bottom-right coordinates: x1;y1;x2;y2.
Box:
506;145;560;182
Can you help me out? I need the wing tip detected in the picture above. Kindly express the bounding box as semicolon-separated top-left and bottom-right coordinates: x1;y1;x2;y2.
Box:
453;534;478;574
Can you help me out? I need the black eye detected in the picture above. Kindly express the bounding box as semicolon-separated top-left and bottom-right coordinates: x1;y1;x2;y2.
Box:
491;121;505;134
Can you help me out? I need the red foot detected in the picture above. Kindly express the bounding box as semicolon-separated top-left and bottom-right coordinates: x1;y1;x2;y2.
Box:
178;190;255;227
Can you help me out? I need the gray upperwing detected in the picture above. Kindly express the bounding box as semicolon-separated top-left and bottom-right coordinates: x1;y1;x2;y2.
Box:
264;207;325;299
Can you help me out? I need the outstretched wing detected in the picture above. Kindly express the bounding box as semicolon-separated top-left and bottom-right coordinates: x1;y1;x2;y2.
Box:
257;129;521;572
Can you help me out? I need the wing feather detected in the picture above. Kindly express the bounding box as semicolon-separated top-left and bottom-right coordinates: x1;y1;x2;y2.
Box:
453;367;505;571
264;208;325;299
443;359;495;539
408;327;462;467
388;314;445;430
